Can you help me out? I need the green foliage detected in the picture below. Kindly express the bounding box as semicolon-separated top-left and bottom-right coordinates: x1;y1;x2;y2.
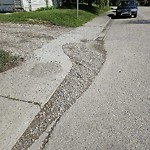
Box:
0;5;109;27
109;0;150;6
139;0;150;5
35;7;53;11
62;3;110;15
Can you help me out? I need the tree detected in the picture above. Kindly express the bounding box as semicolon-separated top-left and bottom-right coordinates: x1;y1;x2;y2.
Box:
96;0;109;7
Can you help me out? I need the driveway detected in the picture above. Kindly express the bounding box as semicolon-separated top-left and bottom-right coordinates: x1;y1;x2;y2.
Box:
0;23;72;60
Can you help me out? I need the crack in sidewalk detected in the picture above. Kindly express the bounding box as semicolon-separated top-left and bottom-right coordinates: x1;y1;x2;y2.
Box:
0;95;42;109
12;18;112;150
12;39;106;150
40;116;61;150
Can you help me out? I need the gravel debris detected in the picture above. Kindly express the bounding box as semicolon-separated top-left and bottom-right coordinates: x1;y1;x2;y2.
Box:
12;38;106;150
0;23;73;61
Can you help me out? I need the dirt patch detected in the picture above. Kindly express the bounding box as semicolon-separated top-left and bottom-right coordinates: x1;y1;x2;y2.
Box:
0;50;23;73
0;23;73;61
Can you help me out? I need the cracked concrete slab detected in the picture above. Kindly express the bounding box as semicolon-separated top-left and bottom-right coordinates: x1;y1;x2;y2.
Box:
0;97;40;150
0;11;111;150
0;15;107;107
0;44;72;107
0;23;73;150
11;12;111;149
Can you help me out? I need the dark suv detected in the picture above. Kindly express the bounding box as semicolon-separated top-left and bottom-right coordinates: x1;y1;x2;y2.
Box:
116;0;138;18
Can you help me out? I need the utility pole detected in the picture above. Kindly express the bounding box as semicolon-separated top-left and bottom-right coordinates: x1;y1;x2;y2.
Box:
77;0;79;18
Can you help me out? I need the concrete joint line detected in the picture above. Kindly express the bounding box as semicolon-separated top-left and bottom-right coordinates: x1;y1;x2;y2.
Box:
84;26;103;27
40;116;61;150
0;95;42;109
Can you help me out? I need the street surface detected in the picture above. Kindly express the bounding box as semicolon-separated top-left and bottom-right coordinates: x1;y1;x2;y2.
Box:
43;7;150;150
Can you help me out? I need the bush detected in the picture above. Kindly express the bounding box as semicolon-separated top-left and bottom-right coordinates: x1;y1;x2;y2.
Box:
35;7;53;11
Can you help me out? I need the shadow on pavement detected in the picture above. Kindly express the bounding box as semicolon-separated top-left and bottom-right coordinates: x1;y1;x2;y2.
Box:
107;13;131;19
127;20;150;24
108;13;115;19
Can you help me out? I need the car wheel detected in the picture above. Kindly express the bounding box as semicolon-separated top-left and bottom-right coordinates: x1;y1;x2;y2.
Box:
116;13;119;18
134;14;137;18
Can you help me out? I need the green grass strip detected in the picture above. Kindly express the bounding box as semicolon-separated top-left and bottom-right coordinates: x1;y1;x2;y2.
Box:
0;5;110;27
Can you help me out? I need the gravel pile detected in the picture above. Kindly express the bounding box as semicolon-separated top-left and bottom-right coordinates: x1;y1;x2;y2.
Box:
12;38;106;149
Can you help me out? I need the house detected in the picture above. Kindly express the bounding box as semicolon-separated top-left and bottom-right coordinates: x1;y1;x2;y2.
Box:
0;0;62;12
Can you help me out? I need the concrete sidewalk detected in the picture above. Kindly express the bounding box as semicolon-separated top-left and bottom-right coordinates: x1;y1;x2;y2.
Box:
0;12;111;150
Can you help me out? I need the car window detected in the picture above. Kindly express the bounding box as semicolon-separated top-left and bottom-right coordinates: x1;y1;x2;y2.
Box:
119;1;136;6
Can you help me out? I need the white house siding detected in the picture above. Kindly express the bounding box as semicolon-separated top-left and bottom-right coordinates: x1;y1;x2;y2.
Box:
0;0;63;12
22;0;53;11
0;0;15;12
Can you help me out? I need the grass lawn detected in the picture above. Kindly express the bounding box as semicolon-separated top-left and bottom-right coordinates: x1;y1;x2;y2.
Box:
0;4;110;27
0;50;20;73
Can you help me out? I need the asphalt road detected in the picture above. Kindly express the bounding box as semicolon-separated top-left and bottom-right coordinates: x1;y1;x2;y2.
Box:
43;7;150;150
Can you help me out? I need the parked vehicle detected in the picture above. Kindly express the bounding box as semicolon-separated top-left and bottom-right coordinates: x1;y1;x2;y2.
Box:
116;0;138;18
